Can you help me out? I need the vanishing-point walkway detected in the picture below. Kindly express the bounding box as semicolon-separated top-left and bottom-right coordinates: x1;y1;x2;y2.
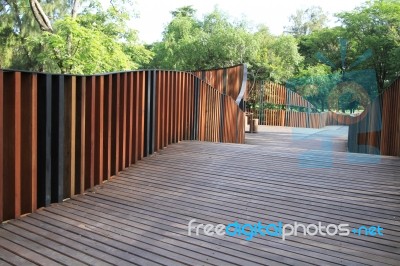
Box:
0;126;400;265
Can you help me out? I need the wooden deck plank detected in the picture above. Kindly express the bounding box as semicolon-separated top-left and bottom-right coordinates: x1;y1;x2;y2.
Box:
3;222;111;266
0;247;36;266
68;194;391;266
0;231;63;265
18;217;154;266
92;178;400;262
1;125;399;265
1;224;89;266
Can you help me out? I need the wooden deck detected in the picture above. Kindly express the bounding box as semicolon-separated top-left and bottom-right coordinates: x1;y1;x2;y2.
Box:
1;126;400;265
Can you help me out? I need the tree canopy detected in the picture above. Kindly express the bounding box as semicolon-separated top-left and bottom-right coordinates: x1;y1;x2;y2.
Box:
0;0;399;113
0;0;152;74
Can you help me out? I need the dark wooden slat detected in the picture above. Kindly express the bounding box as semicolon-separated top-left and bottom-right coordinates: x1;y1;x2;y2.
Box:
37;74;52;207
51;75;65;203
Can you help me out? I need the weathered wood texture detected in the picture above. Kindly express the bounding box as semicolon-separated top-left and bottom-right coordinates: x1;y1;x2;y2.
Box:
0;127;399;265
0;69;245;222
349;77;400;156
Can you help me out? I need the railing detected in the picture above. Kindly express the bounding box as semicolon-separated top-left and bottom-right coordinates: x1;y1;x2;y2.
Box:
192;64;247;108
348;76;400;156
0;68;245;222
264;109;357;128
246;81;356;128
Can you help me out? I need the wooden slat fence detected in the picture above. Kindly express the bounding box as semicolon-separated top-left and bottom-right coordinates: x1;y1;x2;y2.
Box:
192;64;247;108
0;69;245;222
348;76;400;156
247;81;360;128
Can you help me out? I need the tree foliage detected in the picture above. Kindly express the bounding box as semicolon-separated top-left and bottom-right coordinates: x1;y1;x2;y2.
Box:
285;6;328;37
337;0;400;92
148;6;303;85
0;0;152;74
1;0;399;114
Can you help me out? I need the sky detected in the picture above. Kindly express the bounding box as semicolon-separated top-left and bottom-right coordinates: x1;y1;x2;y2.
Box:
109;0;366;44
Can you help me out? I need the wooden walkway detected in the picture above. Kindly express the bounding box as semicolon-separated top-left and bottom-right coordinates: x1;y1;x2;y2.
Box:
1;126;400;265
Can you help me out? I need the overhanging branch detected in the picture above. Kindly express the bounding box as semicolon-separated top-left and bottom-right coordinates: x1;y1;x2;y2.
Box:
29;0;53;32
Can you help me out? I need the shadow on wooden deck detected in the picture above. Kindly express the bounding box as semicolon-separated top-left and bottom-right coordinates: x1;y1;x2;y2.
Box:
1;126;400;265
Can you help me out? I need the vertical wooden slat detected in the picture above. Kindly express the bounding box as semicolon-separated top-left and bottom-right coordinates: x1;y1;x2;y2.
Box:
127;72;134;164
171;73;176;143
133;72;139;163
37;74;52;207
111;74;120;175
121;73;127;169
85;76;95;189
14;73;21;217
94;76;104;185
64;76;76;198
51;75;65;203
166;71;171;145
104;75;112;179
3;72;21;219
70;77;76;196
77;77;86;194
138;72;145;160
160;72;165;147
21;73;37;214
155;71;161;150
177;72;182;142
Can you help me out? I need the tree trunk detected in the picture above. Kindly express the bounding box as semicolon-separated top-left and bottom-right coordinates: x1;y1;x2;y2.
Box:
29;0;53;32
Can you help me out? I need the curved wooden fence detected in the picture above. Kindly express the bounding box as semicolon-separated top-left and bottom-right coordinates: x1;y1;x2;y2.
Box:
264;109;357;128
0;69;245;222
247;81;355;128
348;77;400;156
246;81;316;108
192;64;247;108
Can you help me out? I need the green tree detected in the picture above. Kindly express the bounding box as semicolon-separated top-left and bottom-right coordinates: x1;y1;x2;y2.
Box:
267;35;303;83
149;6;202;70
285;6;328;38
337;0;400;92
288;64;341;111
0;0;69;70
0;0;152;74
